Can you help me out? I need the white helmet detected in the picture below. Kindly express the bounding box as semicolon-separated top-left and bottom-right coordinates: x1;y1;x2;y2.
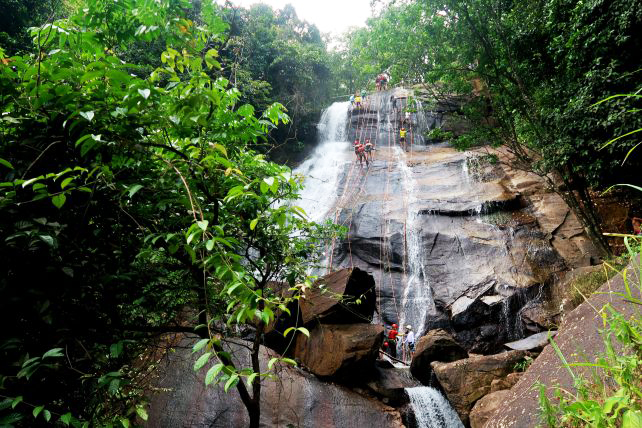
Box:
406;325;412;330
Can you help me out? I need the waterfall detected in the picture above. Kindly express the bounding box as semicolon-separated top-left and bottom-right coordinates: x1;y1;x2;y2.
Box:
406;387;464;428
293;101;351;223
395;145;435;340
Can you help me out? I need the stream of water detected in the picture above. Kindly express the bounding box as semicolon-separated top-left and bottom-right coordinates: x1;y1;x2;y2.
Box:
406;387;464;428
293;101;351;223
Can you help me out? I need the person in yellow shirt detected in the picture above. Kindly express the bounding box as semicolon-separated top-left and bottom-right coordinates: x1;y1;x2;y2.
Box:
399;127;407;151
355;94;362;109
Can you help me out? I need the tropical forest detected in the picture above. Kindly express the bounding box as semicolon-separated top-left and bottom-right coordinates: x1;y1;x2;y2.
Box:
0;0;641;427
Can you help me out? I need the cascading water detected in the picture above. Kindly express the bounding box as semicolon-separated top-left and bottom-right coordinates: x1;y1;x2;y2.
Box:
293;101;351;223
406;387;464;428
395;145;435;339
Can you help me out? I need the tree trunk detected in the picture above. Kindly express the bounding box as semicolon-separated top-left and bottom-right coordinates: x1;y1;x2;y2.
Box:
557;185;612;259
248;282;266;428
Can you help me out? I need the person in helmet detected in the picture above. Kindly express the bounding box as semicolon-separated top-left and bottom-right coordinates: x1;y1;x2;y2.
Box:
404;325;416;358
387;324;399;358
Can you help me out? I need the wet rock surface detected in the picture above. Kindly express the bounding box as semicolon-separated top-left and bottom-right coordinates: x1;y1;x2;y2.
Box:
146;336;403;428
293;323;384;378
410;329;468;385
431;350;530;425
328;90;587;355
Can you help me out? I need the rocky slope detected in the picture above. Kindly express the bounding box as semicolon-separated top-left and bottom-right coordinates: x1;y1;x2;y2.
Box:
484;261;641;427
330;89;598;355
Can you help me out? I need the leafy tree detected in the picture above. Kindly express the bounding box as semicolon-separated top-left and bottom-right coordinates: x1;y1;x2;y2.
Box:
0;0;339;426
219;3;333;161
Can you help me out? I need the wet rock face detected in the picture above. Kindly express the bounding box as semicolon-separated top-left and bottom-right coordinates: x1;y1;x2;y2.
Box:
430;350;530;425
146;336;403;428
332;92;581;353
410;329;468;385
293;323;384;378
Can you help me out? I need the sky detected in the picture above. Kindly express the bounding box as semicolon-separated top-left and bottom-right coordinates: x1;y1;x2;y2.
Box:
226;0;376;37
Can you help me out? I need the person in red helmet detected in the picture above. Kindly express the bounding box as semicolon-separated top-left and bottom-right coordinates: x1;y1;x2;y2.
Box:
387;324;399;358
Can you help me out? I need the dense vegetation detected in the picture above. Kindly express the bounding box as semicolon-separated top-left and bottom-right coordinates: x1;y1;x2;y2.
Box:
1;0;641;426
0;1;339;426
337;0;642;256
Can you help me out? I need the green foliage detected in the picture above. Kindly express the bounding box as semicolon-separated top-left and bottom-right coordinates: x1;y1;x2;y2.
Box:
514;356;534;372
219;4;332;162
0;0;341;425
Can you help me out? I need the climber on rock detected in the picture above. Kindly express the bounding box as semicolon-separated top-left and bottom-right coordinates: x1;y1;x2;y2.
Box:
365;139;374;162
355;93;362;109
357;142;368;167
354;139;361;162
404;325;416;360
349;94;355;107
400;127;407;151
387;324;399;358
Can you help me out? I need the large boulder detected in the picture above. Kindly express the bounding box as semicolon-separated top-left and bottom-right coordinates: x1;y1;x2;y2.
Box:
504;331;556;352
489;372;522;393
431;350;530;425
265;267;377;353
410;329;468;385
299;267;376;324
520;300;560;333
486;262;641;428
146;335;403;427
293;323;384;378
366;361;422;405
469;389;512;428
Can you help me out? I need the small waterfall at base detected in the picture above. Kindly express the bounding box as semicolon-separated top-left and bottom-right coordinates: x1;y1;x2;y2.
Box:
406;387;464;428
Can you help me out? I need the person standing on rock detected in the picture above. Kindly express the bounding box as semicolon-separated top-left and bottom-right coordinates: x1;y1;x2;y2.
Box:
355;93;362;109
349;94;355;107
387;324;399;358
381;73;388;91
404;325;416;360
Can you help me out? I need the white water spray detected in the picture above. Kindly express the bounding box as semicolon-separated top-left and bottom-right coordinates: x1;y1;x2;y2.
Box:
406;387;464;428
293;102;351;223
394;144;435;340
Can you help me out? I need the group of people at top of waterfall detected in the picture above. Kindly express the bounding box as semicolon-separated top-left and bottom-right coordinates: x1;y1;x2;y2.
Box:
381;323;415;362
349;89;367;110
353;138;375;167
376;72;390;91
